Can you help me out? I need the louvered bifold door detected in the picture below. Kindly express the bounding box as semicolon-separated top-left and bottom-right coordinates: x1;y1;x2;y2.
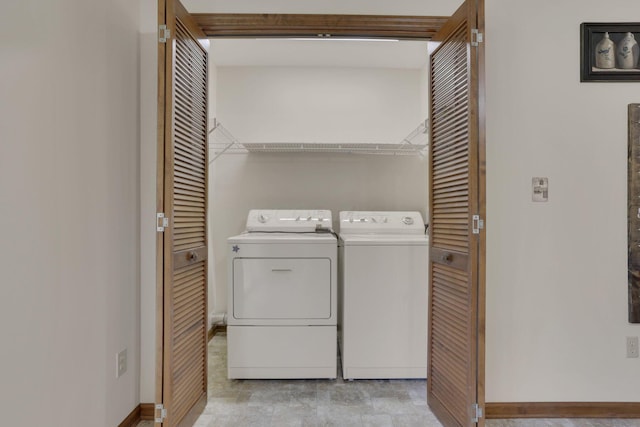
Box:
161;0;208;426
427;0;484;426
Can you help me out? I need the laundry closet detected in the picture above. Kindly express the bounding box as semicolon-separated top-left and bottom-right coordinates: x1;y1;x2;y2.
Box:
206;39;431;333
155;0;485;423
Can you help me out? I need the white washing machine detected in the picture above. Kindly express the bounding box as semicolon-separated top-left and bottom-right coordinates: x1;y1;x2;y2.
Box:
227;209;337;379
338;211;429;380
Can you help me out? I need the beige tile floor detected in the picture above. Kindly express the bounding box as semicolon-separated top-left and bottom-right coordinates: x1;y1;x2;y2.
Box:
136;334;640;427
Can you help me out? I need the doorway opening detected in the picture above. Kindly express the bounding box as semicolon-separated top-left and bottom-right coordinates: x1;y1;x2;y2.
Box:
158;0;482;424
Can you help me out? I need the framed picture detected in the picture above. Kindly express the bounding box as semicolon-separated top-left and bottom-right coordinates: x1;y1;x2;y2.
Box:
580;22;640;82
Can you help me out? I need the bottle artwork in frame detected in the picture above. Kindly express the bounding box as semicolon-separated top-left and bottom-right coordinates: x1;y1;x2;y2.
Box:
581;23;640;82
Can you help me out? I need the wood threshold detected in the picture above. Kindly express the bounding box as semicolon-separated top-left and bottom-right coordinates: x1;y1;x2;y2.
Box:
486;402;640;419
192;13;448;40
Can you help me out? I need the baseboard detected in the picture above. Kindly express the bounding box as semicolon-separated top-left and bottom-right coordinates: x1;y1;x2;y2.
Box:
118;403;155;426
486;402;640;419
118;405;141;427
141;403;155;420
208;324;227;342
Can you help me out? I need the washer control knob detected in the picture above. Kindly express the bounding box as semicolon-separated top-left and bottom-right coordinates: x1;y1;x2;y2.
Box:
258;214;268;223
402;216;414;225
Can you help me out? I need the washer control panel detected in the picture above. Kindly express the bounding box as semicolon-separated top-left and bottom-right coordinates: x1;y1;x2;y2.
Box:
339;211;426;235
246;209;332;232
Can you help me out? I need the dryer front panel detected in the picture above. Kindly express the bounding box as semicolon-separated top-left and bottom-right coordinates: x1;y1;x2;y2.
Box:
232;257;331;322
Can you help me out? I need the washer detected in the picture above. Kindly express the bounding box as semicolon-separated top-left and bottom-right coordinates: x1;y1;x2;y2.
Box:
338;211;429;380
227;209;337;379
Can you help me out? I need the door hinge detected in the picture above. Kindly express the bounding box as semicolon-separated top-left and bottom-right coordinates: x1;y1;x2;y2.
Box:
472;403;483;423
155;403;167;422
471;29;483;46
157;212;170;232
472;215;484;234
159;24;171;43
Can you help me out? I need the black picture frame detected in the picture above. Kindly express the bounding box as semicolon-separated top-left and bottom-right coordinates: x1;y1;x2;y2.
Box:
580;22;640;82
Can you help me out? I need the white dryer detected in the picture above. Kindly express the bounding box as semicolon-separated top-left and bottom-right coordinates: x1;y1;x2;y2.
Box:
338;211;428;380
227;209;337;379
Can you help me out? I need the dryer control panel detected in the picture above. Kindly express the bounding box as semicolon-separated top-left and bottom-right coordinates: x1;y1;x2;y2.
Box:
246;209;333;232
339;211;425;235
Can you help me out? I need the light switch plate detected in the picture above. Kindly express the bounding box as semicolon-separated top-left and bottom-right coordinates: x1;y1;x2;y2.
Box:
627;336;639;358
117;348;127;378
532;177;549;202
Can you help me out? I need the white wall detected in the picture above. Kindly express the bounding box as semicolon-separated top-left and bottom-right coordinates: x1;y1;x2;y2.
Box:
216;67;424;143
0;0;141;425
139;0;158;405
207;56;219;319
485;0;640;402
209;66;428;314
419;64;430;121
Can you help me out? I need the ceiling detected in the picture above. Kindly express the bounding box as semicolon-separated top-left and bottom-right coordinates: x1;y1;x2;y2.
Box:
209;39;429;69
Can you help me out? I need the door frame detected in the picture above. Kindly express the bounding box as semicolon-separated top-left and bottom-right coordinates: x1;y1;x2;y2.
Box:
154;4;486;426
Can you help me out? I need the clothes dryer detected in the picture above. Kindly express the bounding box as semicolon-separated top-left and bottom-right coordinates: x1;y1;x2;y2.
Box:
338;211;428;379
227;209;337;379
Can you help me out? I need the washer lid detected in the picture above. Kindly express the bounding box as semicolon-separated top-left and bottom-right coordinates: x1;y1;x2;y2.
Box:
246;209;332;233
340;234;428;246
339;211;426;235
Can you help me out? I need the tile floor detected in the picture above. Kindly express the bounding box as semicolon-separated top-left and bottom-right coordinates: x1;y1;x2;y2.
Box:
136;333;640;427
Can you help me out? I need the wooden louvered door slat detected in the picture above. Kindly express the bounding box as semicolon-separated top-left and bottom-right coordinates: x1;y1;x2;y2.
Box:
160;0;208;426
427;0;485;426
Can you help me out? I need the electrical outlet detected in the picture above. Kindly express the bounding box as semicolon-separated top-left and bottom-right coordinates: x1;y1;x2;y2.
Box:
117;349;128;378
627;337;639;358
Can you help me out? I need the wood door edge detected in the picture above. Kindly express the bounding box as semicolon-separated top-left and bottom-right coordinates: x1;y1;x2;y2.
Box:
475;0;487;426
155;0;168;414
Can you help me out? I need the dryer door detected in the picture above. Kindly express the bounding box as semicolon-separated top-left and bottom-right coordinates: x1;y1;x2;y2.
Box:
232;258;332;321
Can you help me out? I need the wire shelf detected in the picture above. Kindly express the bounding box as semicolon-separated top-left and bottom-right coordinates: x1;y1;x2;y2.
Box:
208;120;428;162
